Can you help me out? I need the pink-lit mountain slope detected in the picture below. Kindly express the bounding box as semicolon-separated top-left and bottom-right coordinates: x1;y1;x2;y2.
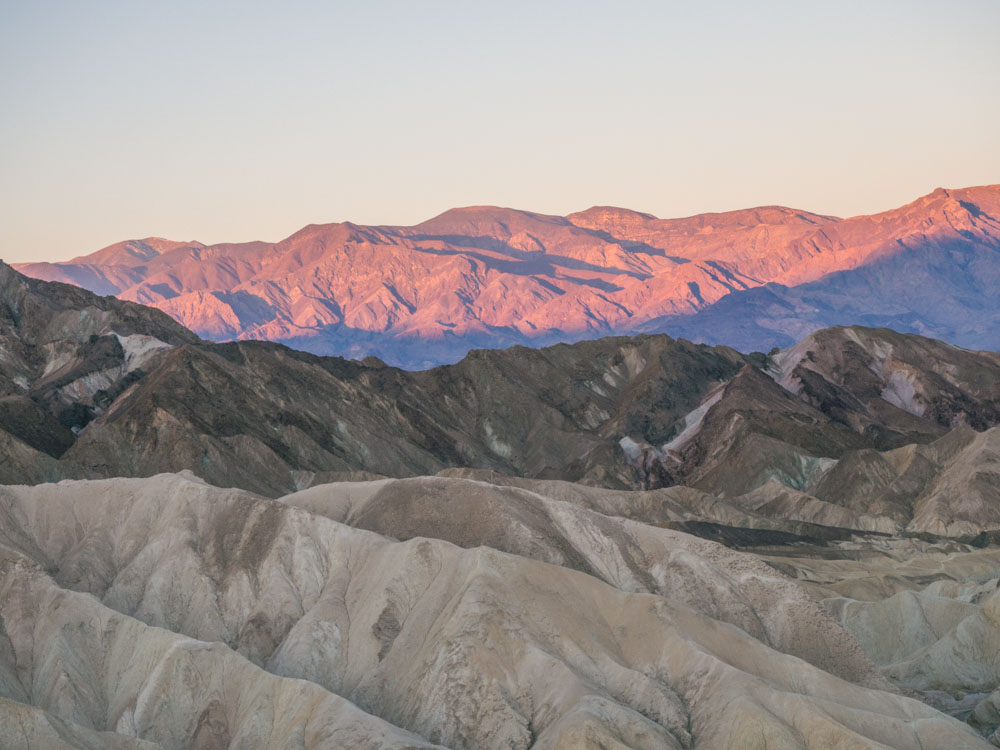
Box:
16;185;1000;367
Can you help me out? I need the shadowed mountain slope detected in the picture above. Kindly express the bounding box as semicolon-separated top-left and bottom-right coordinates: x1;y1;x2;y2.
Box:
2;260;999;509
0;262;198;482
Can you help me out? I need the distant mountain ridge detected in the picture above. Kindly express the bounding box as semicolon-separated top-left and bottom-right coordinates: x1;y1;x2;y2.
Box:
15;185;1000;367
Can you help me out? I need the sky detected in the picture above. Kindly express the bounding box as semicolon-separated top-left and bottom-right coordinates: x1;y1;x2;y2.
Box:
1;0;998;263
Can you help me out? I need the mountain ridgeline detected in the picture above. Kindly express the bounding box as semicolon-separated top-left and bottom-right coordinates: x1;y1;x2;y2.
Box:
14;184;1000;368
2;259;999;537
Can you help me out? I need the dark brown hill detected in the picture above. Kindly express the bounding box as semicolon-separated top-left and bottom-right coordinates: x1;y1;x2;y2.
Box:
2;261;998;500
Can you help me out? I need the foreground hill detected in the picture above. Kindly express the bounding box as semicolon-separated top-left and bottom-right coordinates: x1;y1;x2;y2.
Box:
15;185;1000;367
283;471;1000;738
2;261;1000;526
0;472;992;748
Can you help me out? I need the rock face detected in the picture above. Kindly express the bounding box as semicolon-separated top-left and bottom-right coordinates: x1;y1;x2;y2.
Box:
14;185;1000;368
811;424;1000;537
0;472;993;749
0;262;198;483
652;187;1000;354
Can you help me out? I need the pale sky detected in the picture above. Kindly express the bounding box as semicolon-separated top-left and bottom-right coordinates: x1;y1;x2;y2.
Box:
2;0;998;263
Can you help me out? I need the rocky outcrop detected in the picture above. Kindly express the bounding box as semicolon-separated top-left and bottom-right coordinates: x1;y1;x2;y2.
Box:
810;425;1000;536
0;261;198;453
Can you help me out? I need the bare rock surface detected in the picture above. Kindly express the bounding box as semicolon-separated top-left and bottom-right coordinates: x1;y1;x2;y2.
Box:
810;426;1000;536
0;548;443;750
3;243;1000;748
0;260;197;466
280;475;882;683
0;697;158;750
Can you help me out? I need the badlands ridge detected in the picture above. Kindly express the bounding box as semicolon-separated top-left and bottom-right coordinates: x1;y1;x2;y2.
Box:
3;472;1000;749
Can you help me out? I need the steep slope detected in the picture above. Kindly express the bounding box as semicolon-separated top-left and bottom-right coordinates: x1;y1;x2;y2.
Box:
0;473;990;749
0;262;198;475
15;185;1000;368
769;326;1000;433
279;474;889;680
809;425;1000;536
0;554;443;750
0;698;158;750
62;334;748;495
647;187;1000;352
615;326;1000;498
59;326;1000;499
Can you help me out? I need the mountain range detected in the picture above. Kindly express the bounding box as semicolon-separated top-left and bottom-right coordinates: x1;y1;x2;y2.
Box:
14;185;1000;368
4;233;1000;746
